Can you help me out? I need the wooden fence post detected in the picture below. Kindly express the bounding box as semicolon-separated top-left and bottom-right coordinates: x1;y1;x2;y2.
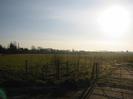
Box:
41;64;49;80
54;55;60;80
25;60;28;73
66;61;69;76
56;60;60;80
41;65;45;80
45;64;48;80
91;63;95;80
77;59;80;73
96;63;99;79
91;62;100;80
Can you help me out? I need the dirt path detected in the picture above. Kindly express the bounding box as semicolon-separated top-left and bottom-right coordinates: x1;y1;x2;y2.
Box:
89;63;133;99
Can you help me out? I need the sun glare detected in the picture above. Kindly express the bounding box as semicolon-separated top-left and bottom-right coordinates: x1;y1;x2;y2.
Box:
98;5;131;38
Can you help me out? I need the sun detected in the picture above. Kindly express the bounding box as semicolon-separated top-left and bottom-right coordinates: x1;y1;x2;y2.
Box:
98;5;131;38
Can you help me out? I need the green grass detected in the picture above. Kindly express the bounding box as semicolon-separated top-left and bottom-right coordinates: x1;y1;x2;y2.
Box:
0;52;133;82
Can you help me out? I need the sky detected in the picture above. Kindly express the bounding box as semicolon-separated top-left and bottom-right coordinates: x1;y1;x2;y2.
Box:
0;0;133;51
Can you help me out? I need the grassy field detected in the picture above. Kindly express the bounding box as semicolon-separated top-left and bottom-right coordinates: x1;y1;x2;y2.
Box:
0;52;133;98
0;52;133;82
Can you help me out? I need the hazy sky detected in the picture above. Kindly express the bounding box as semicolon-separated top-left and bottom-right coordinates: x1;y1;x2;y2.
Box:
0;0;133;51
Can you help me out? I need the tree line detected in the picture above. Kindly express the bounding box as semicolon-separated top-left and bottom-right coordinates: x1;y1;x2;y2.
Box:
0;42;82;54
